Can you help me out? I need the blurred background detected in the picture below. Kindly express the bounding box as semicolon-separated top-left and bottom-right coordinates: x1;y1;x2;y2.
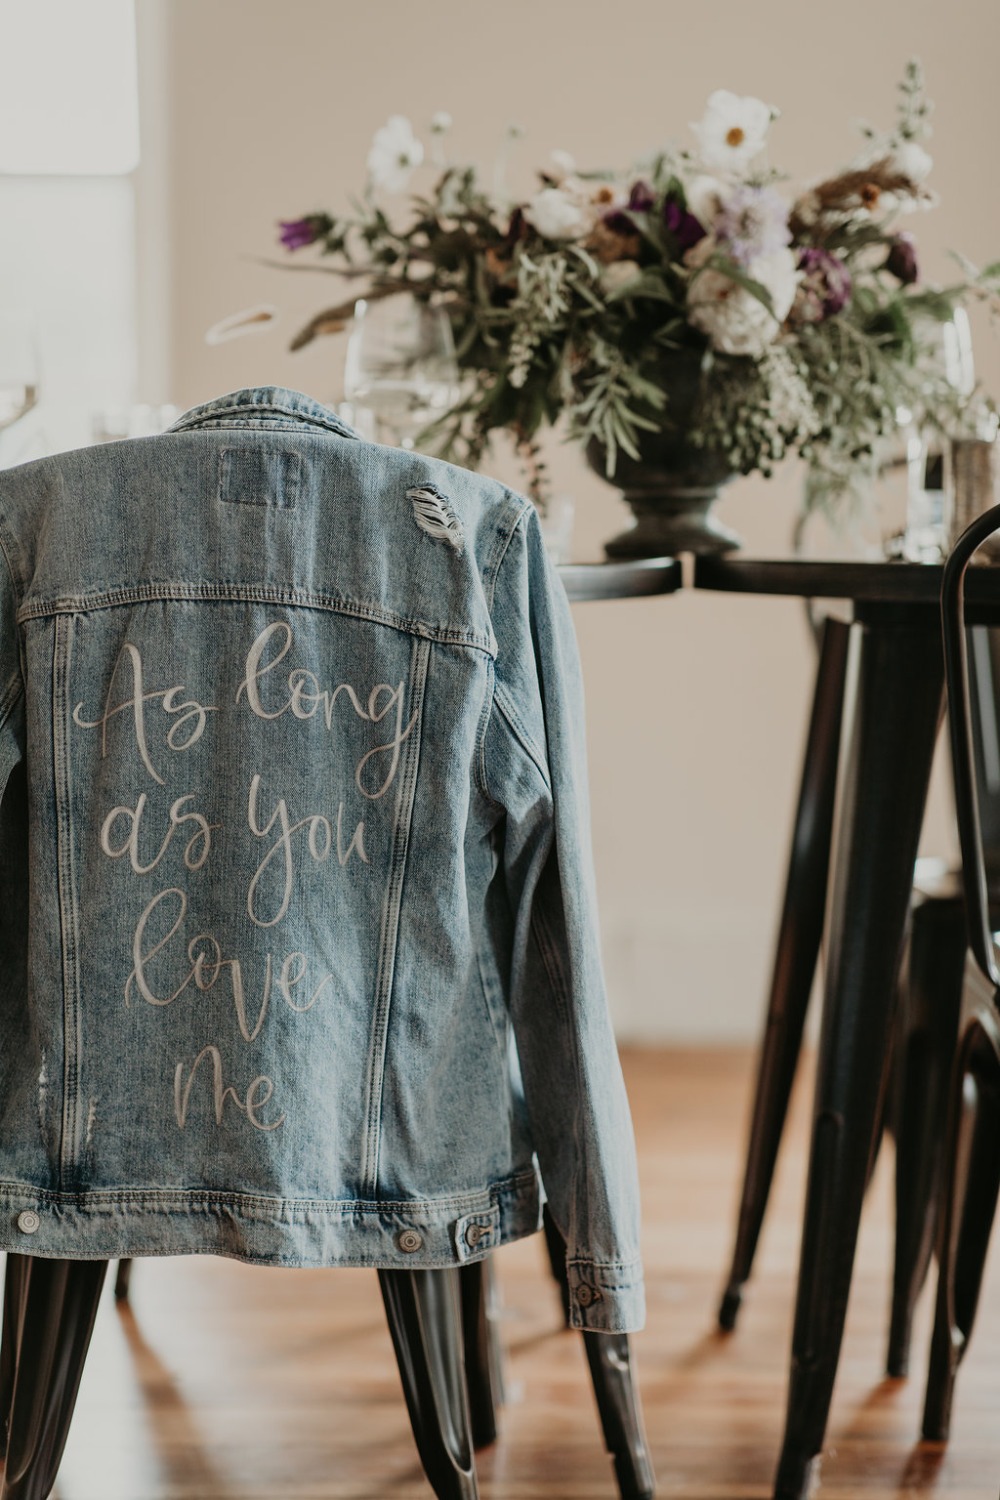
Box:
2;0;998;1041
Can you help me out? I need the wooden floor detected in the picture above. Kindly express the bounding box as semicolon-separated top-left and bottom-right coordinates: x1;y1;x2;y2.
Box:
50;1049;1000;1500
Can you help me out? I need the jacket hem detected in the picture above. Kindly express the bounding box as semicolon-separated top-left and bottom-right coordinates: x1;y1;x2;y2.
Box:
0;1168;542;1270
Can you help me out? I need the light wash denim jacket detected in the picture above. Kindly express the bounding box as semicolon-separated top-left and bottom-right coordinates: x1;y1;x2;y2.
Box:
0;387;643;1332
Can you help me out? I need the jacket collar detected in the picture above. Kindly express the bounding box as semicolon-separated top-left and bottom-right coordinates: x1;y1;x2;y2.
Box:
168;386;360;440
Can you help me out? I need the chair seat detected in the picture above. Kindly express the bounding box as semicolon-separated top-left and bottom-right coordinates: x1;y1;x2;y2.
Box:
912;854;1000;907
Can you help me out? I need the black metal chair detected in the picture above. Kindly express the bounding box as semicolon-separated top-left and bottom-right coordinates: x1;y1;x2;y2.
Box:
717;602;1000;1382
919;499;1000;1445
0;1224;654;1500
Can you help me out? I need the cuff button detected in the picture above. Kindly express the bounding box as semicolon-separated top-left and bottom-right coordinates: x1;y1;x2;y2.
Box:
396;1228;423;1253
16;1210;40;1235
575;1282;602;1308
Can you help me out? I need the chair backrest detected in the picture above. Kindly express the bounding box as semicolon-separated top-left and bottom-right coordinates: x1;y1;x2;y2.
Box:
941;500;1000;988
967;625;1000;854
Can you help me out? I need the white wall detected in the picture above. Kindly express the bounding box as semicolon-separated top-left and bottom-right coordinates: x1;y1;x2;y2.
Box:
136;0;1000;1040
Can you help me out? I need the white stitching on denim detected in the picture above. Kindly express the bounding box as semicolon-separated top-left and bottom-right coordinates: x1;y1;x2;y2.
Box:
100;793;218;874
236;621;418;800
72;642;217;787
173;1045;286;1132
124;887;336;1046
245;773;368;929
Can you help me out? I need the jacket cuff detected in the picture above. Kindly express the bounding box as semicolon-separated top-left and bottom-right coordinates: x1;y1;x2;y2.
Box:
565;1259;645;1333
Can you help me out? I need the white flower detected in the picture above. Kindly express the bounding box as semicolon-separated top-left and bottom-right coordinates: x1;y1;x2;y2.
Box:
688;247;798;357
367;115;424;194
600;260;642;295
684;174;726;228
430;111;452;134
523;186;590;240
892;141;933;184
691;90;776;174
548;149;577;183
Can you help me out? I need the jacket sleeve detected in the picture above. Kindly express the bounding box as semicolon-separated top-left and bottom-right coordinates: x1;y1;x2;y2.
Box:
484;502;644;1333
0;525;23;800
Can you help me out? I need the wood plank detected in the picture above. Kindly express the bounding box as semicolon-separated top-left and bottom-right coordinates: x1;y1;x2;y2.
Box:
46;1048;1000;1499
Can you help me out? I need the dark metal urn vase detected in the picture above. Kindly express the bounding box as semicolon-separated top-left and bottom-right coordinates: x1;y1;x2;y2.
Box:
586;358;743;558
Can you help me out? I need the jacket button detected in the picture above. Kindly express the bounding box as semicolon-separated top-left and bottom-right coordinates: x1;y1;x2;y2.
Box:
397;1228;423;1253
575;1282;602;1309
16;1211;40;1235
464;1223;485;1250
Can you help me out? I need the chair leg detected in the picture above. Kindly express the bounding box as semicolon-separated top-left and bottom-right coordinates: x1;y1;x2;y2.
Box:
113;1259;133;1302
0;1256;30;1459
379;1267;478;1500
1;1256;108;1500
922;1028;1000;1441
888;897;966;1377
583;1332;656;1500
719;617;850;1331
542;1203;572;1327
543;1212;655;1497
459;1259;503;1450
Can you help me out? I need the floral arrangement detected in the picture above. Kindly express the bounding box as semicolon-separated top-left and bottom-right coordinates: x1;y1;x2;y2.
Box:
276;64;998;509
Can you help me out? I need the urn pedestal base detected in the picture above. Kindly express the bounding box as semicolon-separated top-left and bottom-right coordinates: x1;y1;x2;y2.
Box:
603;487;743;558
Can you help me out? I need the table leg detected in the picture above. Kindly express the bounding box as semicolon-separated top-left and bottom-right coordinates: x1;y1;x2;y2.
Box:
720;617;850;1330
773;610;944;1500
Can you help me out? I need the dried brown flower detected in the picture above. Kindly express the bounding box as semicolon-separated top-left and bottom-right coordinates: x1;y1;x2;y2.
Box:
789;156;931;236
484;247;511;278
586;221;642;264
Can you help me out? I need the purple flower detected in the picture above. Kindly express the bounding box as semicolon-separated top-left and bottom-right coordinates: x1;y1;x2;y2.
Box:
715;185;791;267
626;180;656;214
278;216;326;251
663;197;706;252
795;247;852;321
504;206;530;246
886;232;919;285
602;179;656;234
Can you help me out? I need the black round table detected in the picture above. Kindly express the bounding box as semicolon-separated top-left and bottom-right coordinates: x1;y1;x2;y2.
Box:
693;552;1000;1499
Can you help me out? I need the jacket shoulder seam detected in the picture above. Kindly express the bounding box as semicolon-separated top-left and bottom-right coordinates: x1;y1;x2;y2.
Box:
482;492;532;616
482;499;543;799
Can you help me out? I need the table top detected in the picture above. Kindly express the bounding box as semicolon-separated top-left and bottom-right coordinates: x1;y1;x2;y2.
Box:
694;554;949;603
694;553;1000;617
557;550;1000;616
558;557;682;603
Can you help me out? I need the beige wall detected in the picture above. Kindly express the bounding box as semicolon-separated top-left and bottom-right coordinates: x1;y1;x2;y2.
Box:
140;0;1000;1039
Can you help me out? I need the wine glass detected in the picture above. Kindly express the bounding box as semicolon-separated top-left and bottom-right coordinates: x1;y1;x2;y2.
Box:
901;308;976;562
344;298;459;450
0;312;40;431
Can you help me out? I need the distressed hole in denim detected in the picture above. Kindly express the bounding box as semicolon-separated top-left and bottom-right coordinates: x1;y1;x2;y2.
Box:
407;485;464;553
219;448;301;509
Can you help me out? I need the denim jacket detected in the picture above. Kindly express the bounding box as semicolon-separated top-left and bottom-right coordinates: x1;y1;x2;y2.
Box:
0;387;643;1332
